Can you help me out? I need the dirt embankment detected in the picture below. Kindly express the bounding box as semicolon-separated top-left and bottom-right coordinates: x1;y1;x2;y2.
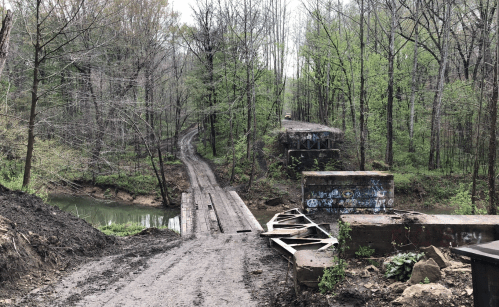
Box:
0;185;180;304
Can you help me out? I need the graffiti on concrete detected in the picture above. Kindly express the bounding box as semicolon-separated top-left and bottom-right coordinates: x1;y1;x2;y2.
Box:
390;225;484;248
304;178;393;213
443;227;482;246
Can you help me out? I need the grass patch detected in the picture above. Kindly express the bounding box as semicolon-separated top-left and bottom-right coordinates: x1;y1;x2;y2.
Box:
98;222;169;236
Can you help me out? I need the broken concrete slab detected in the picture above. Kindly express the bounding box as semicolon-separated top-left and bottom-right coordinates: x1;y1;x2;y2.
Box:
391;284;452;305
341;213;499;257
293;249;335;289
409;258;441;284
303;171;394;213
421;245;450;268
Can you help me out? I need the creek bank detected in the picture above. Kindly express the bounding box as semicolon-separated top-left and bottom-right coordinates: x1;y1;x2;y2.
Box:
0;184;180;304
45;163;190;208
47;183;163;207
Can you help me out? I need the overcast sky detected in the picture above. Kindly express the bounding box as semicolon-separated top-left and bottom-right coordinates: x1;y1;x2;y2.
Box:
171;0;305;26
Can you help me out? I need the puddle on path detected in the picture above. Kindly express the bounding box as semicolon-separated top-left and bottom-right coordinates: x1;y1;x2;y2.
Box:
48;194;180;232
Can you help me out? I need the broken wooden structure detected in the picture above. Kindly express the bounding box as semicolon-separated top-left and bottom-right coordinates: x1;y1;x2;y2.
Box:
302;171;394;214
261;208;338;288
278;121;343;171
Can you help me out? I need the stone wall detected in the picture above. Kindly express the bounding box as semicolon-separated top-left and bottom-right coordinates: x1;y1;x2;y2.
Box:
302;171;394;213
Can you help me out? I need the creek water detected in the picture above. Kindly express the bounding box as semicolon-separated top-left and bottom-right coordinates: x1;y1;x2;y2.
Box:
48;194;181;232
48;194;279;233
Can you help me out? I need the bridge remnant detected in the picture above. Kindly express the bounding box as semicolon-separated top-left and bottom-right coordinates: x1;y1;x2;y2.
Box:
279;121;343;171
302;171;394;214
342;213;499;257
261;209;338;290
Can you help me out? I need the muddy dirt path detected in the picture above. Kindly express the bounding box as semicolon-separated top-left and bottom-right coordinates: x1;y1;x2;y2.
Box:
16;128;286;307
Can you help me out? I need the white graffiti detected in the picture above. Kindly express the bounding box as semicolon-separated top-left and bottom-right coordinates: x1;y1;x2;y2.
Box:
307;199;319;208
443;227;482;246
461;232;482;244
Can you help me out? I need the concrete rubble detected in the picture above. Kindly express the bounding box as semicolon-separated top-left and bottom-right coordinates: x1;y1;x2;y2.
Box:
391;284;452;305
408;258;441;284
420;245;451;269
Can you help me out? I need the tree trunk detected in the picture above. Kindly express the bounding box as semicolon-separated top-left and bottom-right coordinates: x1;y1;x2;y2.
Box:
409;0;420;153
488;6;499;215
359;0;366;171
428;0;451;170
23;2;41;189
385;0;396;167
0;10;13;79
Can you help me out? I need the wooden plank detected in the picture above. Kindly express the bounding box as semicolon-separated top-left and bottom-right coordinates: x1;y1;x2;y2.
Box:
209;191;237;233
181;193;193;237
216;189;251;232
229;191;264;232
194;192;209;234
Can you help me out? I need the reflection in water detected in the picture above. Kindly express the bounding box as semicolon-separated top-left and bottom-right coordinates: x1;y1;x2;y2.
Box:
48;195;180;231
168;216;180;233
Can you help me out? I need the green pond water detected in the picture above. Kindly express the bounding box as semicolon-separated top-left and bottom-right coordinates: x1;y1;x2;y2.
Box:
48;195;180;231
48;194;277;233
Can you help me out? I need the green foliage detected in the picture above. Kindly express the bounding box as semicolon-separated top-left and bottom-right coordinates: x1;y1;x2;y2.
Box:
312;159;320;171
99;223;147;236
324;159;341;171
318;221;351;294
423;276;430;284
94;174;157;195
99;223;172;237
318;257;347;294
384;252;425;281
337;220;352;256
450;184;487;215
268;161;283;179
355;246;375;258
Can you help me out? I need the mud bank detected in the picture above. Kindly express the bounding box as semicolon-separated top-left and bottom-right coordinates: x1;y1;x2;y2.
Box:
47;183;164;207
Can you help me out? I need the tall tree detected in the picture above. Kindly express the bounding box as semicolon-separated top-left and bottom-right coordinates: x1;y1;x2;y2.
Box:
16;0;105;188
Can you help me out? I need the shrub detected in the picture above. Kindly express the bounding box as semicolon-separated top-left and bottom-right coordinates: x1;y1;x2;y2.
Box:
318;257;347;294
450;184;487;215
318;221;351;294
355;246;375;258
384;252;424;281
